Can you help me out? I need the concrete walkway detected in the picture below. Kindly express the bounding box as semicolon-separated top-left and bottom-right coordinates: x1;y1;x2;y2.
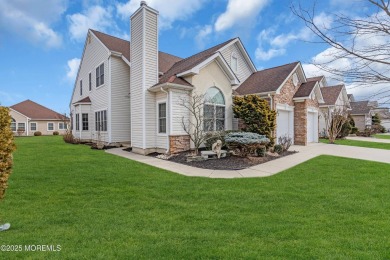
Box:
346;136;390;143
106;143;390;179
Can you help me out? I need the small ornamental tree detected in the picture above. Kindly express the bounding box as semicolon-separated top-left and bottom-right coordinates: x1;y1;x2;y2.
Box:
233;95;276;146
324;106;349;144
0;107;16;201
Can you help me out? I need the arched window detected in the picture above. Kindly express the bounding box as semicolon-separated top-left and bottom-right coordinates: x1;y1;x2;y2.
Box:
204;87;225;131
231;52;238;73
10;118;16;132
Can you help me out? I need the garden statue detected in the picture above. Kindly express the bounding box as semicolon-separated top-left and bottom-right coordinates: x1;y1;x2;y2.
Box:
212;140;223;159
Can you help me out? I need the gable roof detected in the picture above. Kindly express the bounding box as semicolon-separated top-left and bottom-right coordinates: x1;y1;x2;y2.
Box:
350;101;371;115
320;85;344;106
156;38;237;87
293;81;317;98
307;76;324;82
73;96;91;104
235;62;300;95
10;100;68;120
90;29;182;74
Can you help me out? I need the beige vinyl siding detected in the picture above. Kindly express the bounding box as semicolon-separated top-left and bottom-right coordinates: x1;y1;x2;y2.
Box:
156;92;167;149
130;9;144;148
110;56;131;143
71;31;110;143
171;90;190;135
9;110;29;136
220;42;253;83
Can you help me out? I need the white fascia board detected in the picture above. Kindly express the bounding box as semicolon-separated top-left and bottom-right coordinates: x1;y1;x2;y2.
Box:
276;103;295;111
218;38;257;73
307;107;319;113
149;83;193;92
275;63;301;94
176;53;239;85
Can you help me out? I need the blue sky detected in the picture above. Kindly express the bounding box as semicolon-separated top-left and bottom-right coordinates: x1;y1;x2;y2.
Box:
0;0;383;114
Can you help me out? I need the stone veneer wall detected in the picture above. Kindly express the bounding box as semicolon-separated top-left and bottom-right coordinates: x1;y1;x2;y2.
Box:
294;101;307;145
273;77;298;107
169;135;190;154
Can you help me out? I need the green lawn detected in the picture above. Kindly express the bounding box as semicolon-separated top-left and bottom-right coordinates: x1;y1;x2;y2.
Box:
1;136;390;259
320;138;390;150
374;134;390;140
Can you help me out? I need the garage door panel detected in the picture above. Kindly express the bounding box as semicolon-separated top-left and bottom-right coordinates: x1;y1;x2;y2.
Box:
277;110;294;144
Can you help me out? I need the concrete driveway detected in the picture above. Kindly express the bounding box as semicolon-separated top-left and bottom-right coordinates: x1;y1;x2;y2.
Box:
106;143;390;179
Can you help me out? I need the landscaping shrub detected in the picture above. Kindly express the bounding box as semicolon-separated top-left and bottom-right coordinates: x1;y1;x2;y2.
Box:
225;132;269;157
277;135;292;152
337;120;352;139
350;127;358;134
34;131;42;136
204;130;236;150
63;129;79;144
0;107;16;200
357;128;372;137
53;131;59;135
233;95;276;146
256;146;267;157
16;128;24;136
273;144;283;155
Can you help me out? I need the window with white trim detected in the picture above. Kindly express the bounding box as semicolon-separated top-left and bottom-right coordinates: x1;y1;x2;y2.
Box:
89;72;92;91
76;114;80;131
204;87;225;131
95;110;107;131
30;122;37;131
17;123;26;132
96;63;104;87
158;103;167;134
59;122;68;130
231;53;238;73
80;80;83;96
82;113;88;131
47;122;54;131
10;118;16;131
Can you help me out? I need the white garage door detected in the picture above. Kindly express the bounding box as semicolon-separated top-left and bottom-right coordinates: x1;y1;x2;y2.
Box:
277;110;293;143
307;112;318;143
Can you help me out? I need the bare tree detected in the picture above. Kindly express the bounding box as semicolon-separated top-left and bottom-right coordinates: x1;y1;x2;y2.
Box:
323;106;349;144
292;1;390;101
178;93;214;155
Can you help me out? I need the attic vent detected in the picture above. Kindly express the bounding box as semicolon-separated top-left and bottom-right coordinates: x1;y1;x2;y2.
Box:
292;73;299;87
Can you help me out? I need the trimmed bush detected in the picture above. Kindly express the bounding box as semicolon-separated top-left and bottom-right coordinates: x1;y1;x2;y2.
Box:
0;106;16;200
225;132;269;157
204;130;236;150
278;135;292;152
53;131;59;135
274;144;283;154
256;146;267;157
34;131;42;136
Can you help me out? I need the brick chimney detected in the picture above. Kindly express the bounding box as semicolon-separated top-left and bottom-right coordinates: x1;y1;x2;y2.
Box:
130;1;159;154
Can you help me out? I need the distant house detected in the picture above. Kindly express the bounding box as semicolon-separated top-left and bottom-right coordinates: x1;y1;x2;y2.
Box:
372;107;390;131
9;100;69;136
349;100;373;131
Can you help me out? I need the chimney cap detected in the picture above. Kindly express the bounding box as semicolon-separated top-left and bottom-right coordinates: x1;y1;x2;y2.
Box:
140;1;147;6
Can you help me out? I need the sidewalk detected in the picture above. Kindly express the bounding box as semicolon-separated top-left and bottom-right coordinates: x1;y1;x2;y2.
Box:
106;143;390;179
346;136;390;143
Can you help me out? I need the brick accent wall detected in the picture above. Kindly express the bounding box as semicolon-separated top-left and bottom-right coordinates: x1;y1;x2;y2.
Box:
294;101;307;145
273;77;298;107
169;135;190;154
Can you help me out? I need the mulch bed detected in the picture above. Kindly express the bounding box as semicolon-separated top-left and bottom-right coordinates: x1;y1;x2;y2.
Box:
166;151;297;170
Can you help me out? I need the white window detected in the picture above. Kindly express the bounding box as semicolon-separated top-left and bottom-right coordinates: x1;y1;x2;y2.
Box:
158;103;167;134
82;113;88;131
80;80;83;96
96;63;104;87
231;53;238;73
59;122;68;130
17;123;25;132
10;118;16;131
95;110;107;131
204;87;225;131
75;114;80;131
30;122;37;131
47;122;54;131
292;73;299;87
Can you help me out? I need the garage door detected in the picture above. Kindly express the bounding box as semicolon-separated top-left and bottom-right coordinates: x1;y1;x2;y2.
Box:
307;112;318;143
277;110;293;143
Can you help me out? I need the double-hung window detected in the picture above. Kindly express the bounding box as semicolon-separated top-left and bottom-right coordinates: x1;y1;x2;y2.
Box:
96;63;104;87
59;122;68;130
82;113;89;131
76;114;80;131
47;123;54;131
10;118;16;131
17;123;25;132
30;122;37;131
158;103;167;134
203;87;225;131
95;110;107;131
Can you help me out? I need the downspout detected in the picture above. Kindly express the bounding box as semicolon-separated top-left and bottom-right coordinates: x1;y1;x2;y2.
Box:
160;87;170;153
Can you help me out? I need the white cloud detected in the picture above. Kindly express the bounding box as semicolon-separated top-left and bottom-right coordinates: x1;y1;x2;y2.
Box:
214;0;270;32
66;58;81;81
0;0;65;48
116;0;206;30
195;25;212;49
68;5;115;42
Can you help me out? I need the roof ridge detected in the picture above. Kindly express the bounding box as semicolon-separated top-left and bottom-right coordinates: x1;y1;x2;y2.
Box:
11;100;66;118
256;61;300;73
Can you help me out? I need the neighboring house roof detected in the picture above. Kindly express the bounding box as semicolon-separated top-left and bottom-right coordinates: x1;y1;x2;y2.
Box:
293;81;317;98
235;62;300;95
10;100;68;120
307;76;324;82
91;29;182;74
350;101;371;115
373;108;390;119
73;96;91;104
347;94;355;102
156;38;237;87
319;85;344;106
